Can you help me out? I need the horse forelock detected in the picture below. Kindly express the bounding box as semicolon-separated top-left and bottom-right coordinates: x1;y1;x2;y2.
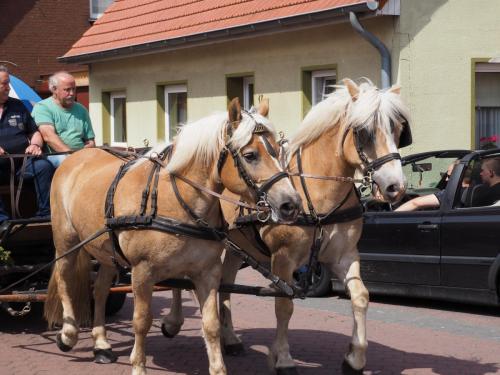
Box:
229;112;276;151
167;112;226;174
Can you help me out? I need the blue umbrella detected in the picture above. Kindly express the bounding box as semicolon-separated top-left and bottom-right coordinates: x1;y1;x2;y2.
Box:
8;74;42;112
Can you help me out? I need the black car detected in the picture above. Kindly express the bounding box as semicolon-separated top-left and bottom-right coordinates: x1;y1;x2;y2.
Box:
332;149;500;306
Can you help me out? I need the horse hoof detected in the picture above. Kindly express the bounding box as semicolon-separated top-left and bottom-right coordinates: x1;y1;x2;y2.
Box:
276;367;299;375
94;348;118;364
55;333;72;352
161;323;178;338
341;359;364;375
224;343;245;356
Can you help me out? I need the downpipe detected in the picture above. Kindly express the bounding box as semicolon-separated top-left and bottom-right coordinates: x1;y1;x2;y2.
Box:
349;10;392;88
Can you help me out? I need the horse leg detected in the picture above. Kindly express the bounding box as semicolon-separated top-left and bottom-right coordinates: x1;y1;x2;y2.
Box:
269;251;298;375
92;264;118;364
47;247;92;353
54;253;80;351
192;264;227;375
161;288;184;338
129;263;154;375
334;257;368;374
219;252;245;356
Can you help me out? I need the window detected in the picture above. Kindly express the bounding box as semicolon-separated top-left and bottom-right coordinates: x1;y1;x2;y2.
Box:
227;75;254;110
475;63;500;150
243;76;254;110
110;92;126;146
302;67;336;117
311;70;336;105
164;84;187;141
90;0;113;20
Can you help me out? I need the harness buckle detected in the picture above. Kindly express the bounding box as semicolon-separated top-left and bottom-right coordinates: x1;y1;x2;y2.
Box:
256;199;271;223
359;171;373;197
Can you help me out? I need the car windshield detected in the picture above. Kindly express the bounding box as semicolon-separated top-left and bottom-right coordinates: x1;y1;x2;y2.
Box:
405;156;458;195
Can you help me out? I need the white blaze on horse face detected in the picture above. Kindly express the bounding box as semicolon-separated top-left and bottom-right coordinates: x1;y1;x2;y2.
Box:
255;135;301;223
371;127;406;203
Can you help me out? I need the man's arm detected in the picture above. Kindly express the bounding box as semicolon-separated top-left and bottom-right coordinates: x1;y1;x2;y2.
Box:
25;131;44;156
395;193;439;212
38;125;71;152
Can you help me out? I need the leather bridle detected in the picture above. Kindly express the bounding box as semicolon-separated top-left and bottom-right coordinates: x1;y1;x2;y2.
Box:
216;112;289;219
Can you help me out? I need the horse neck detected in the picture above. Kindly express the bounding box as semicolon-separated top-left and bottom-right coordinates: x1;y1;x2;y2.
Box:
291;126;357;213
167;163;224;225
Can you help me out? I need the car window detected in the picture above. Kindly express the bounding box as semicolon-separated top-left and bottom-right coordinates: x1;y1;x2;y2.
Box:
361;155;458;212
456;155;500;209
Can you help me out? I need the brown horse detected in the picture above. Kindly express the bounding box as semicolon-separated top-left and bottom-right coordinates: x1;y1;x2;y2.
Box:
43;98;301;375
162;79;411;374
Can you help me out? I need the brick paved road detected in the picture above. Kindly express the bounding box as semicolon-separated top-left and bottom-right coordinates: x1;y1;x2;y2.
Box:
1;268;499;375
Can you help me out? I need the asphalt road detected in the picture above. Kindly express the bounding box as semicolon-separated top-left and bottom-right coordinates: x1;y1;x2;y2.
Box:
1;268;499;375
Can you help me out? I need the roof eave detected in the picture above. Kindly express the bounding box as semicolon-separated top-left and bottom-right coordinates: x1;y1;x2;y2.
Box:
59;3;383;64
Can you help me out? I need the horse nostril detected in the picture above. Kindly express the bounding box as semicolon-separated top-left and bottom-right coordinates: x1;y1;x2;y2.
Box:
386;184;400;194
279;201;297;218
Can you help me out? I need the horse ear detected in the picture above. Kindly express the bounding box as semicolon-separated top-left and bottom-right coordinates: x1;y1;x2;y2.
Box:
228;97;242;124
343;78;359;101
258;97;269;117
389;85;401;95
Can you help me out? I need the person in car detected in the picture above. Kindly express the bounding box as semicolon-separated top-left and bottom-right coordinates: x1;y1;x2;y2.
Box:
0;65;54;233
471;157;500;207
395;161;460;211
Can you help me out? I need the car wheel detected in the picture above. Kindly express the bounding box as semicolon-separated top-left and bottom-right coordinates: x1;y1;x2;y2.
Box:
105;292;127;316
293;262;332;297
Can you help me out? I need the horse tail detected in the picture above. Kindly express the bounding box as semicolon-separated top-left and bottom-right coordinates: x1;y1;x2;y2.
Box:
44;250;93;328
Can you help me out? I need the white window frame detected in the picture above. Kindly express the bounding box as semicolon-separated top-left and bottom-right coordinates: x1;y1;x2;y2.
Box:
89;0;113;20
110;92;127;147
243;76;254;110
164;84;187;142
311;70;336;105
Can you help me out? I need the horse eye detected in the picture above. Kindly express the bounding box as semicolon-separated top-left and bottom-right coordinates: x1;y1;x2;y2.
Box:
242;151;258;162
358;129;371;144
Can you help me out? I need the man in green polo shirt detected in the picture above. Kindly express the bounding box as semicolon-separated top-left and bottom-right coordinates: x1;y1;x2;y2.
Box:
32;71;95;167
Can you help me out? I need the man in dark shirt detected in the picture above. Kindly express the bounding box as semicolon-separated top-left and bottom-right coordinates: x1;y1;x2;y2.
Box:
472;157;500;207
0;65;54;228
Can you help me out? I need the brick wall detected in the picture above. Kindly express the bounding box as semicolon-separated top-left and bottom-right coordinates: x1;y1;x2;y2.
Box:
0;0;92;91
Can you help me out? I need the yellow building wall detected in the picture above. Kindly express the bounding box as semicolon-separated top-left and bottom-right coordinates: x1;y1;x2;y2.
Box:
396;0;500;154
89;19;393;147
89;0;500;152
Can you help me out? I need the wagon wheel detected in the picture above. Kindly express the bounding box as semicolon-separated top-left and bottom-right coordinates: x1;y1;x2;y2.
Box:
293;262;332;297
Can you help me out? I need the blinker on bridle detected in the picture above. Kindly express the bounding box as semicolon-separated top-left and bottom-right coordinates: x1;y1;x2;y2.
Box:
216;111;289;222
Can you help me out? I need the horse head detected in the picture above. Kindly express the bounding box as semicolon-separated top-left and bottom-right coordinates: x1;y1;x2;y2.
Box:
218;98;301;223
341;78;411;203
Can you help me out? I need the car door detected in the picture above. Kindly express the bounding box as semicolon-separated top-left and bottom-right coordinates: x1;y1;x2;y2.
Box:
358;151;468;286
440;153;500;291
359;209;441;285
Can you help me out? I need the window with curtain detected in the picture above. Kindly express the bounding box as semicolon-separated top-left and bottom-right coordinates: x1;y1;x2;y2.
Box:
110;92;126;146
226;75;254;110
164;84;187;141
311;70;336;105
475;66;500;149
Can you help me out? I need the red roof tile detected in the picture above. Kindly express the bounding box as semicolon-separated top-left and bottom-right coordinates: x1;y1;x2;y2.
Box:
63;0;377;60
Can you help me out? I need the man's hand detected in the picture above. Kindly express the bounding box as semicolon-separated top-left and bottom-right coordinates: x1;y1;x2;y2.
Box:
0;146;5;155
84;139;96;148
25;144;42;156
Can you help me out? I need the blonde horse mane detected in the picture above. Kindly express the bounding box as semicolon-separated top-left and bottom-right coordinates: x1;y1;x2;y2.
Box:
288;79;410;158
166;109;276;175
